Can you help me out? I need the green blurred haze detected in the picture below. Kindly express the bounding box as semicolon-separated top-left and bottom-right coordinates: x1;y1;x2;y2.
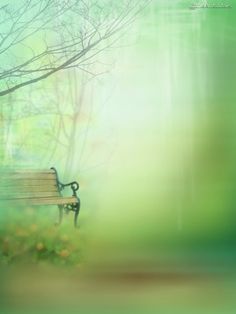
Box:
1;0;236;313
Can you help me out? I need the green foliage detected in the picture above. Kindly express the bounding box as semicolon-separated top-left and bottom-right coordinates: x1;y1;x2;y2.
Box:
0;206;85;267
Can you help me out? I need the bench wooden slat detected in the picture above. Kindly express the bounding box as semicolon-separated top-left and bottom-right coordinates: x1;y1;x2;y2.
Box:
0;169;55;174
0;185;59;193
0;191;60;199
0;196;78;206
0;173;56;180
0;179;57;187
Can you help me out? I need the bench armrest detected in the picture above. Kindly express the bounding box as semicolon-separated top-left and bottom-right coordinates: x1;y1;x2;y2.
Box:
51;167;79;197
60;181;79;197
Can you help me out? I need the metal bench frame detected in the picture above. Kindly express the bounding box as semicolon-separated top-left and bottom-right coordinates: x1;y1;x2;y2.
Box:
51;167;81;227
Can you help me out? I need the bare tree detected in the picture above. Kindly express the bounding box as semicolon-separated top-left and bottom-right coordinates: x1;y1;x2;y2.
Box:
0;0;150;97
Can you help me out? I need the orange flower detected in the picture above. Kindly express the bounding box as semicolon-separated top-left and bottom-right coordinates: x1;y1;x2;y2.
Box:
59;249;70;258
36;242;44;251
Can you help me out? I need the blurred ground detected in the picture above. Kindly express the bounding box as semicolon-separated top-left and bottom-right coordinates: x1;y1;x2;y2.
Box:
0;206;236;314
0;263;236;314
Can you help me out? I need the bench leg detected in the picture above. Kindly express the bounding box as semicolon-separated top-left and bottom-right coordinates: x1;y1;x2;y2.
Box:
74;199;80;228
56;205;63;226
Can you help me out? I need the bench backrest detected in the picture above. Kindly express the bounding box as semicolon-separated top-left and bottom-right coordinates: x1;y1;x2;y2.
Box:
0;169;60;200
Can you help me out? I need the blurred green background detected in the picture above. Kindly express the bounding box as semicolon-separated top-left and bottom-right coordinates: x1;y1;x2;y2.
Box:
1;0;236;313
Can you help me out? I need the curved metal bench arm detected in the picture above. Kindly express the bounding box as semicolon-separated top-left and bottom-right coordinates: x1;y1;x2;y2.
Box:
51;167;81;227
51;167;79;197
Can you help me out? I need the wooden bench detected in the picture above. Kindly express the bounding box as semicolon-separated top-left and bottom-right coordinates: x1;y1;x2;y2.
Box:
0;167;81;227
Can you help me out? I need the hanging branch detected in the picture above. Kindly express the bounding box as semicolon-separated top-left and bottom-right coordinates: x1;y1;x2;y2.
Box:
0;0;150;97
